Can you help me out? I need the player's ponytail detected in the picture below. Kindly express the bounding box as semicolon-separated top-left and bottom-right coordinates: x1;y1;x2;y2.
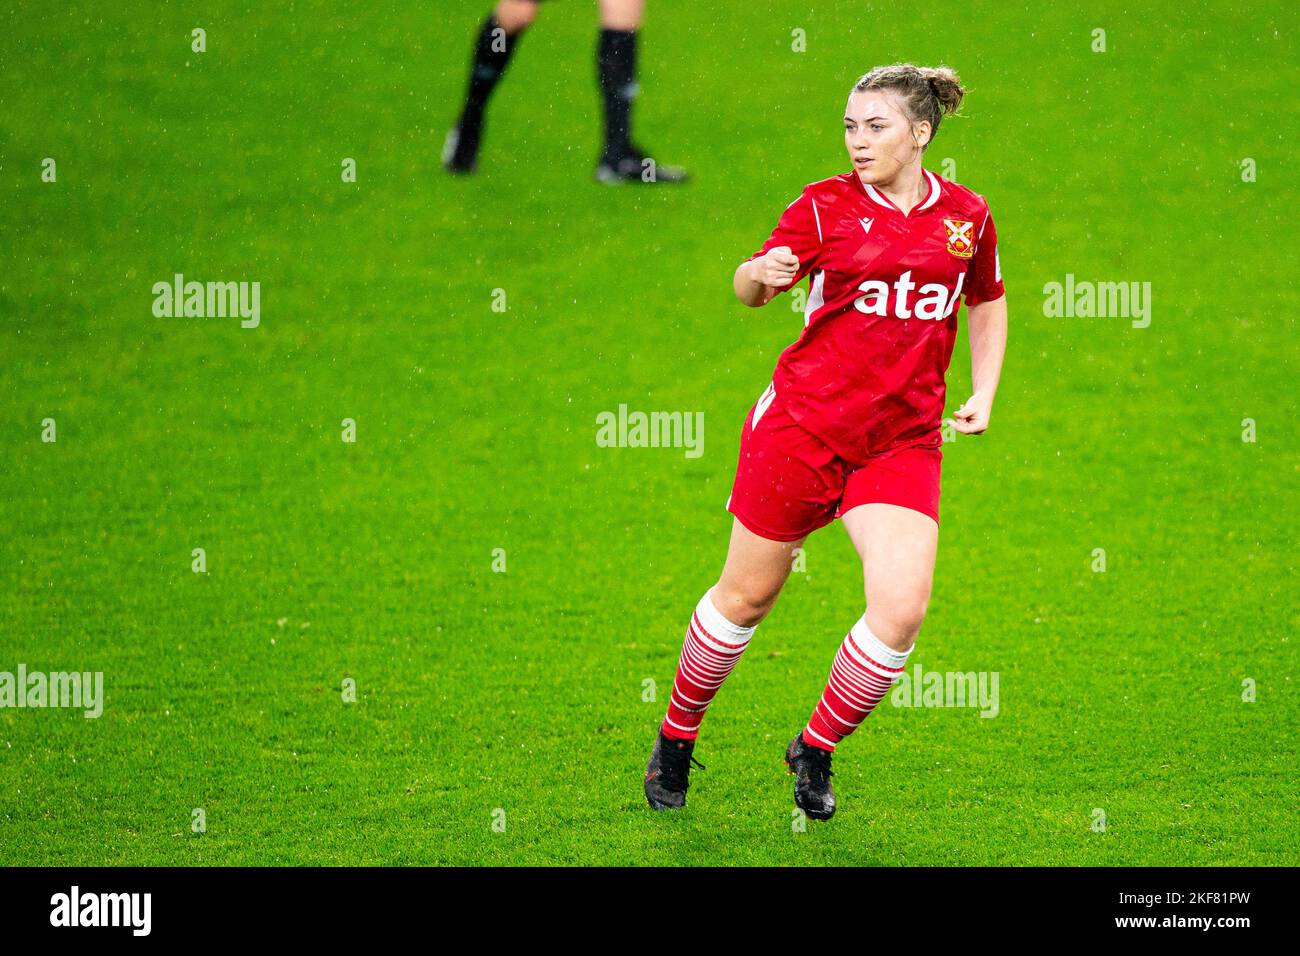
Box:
923;67;965;118
851;64;967;151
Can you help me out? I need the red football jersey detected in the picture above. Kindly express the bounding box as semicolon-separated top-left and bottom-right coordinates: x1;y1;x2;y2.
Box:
744;168;1004;462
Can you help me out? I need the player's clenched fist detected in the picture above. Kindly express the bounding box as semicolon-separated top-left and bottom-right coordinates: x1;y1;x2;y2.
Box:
752;246;800;287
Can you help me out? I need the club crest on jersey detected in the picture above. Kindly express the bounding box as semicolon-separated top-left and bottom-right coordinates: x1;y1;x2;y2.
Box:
943;219;974;259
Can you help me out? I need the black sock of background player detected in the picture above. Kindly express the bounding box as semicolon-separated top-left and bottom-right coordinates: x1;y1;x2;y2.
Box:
597;28;638;162
457;14;520;133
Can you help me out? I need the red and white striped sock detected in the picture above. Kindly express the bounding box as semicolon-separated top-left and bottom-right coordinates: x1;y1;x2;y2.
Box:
802;615;910;752
660;589;756;741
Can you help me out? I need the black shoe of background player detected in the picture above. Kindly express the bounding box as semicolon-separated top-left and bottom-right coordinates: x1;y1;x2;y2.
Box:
596;145;689;184
785;731;836;820
644;729;704;809
442;122;482;174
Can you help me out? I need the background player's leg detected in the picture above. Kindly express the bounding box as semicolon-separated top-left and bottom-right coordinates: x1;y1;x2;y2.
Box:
595;0;642;168
443;0;540;173
594;0;688;183
801;503;937;752
660;518;803;741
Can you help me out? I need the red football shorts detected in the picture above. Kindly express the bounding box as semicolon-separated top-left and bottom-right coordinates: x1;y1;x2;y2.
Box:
725;384;942;541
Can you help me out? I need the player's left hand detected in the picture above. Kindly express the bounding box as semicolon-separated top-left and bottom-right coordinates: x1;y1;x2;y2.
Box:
945;393;992;435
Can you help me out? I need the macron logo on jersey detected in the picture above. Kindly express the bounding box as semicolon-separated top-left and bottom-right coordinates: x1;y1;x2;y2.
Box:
852;270;965;322
859;217;873;236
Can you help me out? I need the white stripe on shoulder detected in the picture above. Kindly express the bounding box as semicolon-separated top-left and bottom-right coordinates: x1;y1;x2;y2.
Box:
974;208;991;258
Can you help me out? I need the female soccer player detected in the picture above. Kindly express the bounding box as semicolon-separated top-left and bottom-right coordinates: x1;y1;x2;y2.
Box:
644;64;1007;819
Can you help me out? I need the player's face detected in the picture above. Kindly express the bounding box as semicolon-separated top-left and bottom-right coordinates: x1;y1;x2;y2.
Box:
844;90;930;185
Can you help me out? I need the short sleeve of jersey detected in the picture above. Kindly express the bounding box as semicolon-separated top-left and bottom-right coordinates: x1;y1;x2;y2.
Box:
964;206;1005;306
744;188;823;292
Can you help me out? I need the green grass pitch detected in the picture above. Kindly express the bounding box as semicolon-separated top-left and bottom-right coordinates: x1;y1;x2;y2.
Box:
0;1;1295;865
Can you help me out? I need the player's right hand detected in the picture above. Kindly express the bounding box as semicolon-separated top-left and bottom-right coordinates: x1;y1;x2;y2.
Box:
754;246;799;287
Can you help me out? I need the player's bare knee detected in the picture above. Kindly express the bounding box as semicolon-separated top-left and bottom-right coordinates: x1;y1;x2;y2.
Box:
598;0;645;31
867;592;928;648
711;580;778;629
495;0;539;32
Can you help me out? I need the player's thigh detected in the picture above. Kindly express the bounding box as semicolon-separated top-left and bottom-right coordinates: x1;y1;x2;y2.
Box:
841;502;938;645
711;518;804;627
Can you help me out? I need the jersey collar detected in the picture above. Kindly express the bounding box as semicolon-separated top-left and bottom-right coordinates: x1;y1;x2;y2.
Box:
855;168;941;216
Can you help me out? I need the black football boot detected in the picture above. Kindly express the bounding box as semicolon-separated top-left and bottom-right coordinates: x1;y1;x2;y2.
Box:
785;731;836;820
595;146;689;184
644;729;704;809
